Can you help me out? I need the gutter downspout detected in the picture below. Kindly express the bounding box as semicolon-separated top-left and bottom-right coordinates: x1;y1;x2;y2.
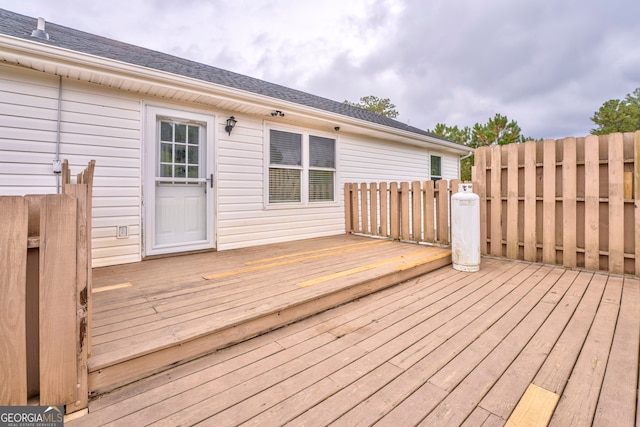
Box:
54;75;62;192
460;150;474;182
460;150;473;161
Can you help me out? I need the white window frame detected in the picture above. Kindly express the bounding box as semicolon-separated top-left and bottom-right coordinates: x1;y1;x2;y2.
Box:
430;154;442;181
264;123;338;208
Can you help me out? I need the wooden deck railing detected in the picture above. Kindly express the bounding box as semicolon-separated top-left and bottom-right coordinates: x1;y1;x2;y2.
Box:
0;160;94;412
344;179;460;245
473;131;640;276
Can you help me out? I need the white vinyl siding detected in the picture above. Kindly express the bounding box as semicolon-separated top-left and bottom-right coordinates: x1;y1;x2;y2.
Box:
0;63;462;266
0;64;142;267
441;154;460;181
215;120;343;250
340;136;459;183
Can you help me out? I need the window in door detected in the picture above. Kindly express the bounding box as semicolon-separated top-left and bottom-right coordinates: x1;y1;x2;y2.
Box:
159;121;202;182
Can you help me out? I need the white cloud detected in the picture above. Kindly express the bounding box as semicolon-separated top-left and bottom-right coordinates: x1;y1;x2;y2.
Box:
3;0;639;139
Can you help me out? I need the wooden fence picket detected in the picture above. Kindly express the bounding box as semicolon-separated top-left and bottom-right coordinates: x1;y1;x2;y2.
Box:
0;160;94;410
0;197;28;405
473;131;639;276
39;194;77;405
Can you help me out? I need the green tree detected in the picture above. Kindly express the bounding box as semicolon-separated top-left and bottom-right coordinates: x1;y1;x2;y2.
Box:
591;88;640;134
344;95;399;118
472;113;522;147
429;114;536;181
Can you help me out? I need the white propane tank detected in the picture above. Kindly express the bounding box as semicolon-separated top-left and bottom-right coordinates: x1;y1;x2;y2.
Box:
451;183;480;272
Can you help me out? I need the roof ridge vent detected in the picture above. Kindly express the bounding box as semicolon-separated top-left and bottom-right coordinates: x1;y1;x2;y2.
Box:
31;17;50;40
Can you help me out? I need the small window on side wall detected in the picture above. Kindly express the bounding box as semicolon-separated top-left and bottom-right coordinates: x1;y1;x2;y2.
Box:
431;155;442;181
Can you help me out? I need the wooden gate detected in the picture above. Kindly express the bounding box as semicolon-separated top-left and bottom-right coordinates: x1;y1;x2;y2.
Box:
0;160;94;413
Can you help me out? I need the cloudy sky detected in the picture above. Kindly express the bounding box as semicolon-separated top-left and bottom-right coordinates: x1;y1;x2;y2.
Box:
3;0;639;139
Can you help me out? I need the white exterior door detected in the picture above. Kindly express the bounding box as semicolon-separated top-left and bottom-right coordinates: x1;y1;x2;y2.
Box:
144;106;215;256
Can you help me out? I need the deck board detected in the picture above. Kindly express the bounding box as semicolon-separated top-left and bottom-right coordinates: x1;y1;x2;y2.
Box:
87;235;452;392
67;241;640;426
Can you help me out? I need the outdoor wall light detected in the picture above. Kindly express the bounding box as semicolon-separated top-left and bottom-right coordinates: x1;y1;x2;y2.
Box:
271;110;285;117
225;116;237;135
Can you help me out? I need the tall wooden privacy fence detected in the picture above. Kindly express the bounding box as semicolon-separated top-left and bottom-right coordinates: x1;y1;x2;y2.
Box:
344;179;460;245
0;160;94;413
473;131;640;275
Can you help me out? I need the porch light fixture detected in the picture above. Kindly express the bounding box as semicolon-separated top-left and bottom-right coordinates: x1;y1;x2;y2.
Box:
225;116;237;135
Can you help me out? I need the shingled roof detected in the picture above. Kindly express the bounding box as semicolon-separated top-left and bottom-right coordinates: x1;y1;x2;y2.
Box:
0;8;457;144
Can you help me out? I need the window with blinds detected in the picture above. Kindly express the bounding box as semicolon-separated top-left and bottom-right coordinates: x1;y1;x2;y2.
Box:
268;129;336;204
309;135;335;202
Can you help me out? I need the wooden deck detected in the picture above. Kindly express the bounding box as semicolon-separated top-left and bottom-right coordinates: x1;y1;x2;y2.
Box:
85;235;452;395
67;244;640;426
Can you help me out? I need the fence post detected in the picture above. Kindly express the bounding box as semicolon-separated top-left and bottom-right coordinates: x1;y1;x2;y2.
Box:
0;197;28;405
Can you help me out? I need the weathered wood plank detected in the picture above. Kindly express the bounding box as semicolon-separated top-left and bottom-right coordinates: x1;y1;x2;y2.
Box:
400;181;410;240
369;182;378;236
563;137;577;268
351;183;359;233
25;195;45;398
533;271;603;395
523;141;537;261
542;138;556;264
584;135;600;271
608;133;625;274
506;143;519;259
550;275;623;426
593;277;640;427
63;184;90;413
0;197;28;405
490;144;502;256
479;269;586;419
423;181;435;242
379;182;388;237
411;181;421;241
421;267;569;426
389;182;399;239
475;147;488;255
436;179;449;244
66;253;637;427
360;182;369;235
39;194;77;406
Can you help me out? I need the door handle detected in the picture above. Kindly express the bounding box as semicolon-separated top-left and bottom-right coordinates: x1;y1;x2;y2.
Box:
206;174;213;188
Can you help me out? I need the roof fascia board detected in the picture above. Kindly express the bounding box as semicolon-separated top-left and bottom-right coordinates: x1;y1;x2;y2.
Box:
0;34;470;155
